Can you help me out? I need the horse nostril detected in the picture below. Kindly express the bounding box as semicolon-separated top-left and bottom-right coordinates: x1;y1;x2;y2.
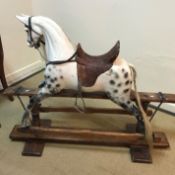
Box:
27;41;33;47
27;39;31;43
27;42;30;46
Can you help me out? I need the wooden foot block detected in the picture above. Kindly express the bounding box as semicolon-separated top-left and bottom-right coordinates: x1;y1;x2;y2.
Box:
130;145;152;163
10;119;51;157
127;126;170;148
22;141;45;156
153;132;170;148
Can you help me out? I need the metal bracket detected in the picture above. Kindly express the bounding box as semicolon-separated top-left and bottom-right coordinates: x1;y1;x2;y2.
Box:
149;92;166;121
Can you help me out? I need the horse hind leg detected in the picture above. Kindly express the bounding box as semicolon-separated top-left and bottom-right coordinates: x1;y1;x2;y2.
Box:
121;100;145;133
108;92;145;134
105;65;145;133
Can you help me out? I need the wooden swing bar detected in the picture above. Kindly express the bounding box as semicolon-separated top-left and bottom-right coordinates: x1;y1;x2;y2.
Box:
3;86;175;103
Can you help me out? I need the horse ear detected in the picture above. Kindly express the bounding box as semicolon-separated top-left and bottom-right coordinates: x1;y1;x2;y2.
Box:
16;15;28;25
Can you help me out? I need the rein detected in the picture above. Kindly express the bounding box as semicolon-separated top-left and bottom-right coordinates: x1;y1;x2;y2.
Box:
28;16;33;43
46;50;78;66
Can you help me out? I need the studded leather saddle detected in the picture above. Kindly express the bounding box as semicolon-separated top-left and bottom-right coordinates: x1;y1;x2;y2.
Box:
76;41;120;87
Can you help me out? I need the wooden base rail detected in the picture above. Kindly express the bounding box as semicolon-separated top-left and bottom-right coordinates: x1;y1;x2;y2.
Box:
3;86;173;163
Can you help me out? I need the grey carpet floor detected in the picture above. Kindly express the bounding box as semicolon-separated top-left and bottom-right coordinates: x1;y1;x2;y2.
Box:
0;72;175;175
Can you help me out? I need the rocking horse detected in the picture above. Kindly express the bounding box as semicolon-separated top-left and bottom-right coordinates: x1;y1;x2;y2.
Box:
5;15;174;163
16;15;148;133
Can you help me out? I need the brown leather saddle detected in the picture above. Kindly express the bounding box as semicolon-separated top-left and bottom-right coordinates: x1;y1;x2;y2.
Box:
76;41;120;87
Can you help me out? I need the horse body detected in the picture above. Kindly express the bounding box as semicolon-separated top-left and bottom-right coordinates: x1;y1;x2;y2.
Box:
21;16;132;94
16;15;146;134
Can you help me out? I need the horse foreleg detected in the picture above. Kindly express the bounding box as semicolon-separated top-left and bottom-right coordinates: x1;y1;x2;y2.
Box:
20;91;47;128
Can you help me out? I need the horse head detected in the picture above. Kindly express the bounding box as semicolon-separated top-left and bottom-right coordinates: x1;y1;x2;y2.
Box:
16;15;44;48
16;15;75;62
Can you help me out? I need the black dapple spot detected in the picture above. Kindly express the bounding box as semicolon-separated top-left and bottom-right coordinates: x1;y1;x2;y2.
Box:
110;80;115;85
127;101;131;105
117;83;122;87
123;89;129;93
125;80;130;85
120;103;128;109
113;89;118;93
50;78;55;83
124;72;128;78
45;75;50;79
29;96;40;105
56;84;60;87
60;76;64;79
38;81;46;88
47;84;51;89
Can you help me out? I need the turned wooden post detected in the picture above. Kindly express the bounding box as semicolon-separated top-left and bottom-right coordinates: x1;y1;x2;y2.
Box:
31;102;41;126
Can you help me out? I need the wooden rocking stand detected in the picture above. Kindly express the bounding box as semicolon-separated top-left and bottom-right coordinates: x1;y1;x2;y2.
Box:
4;87;175;163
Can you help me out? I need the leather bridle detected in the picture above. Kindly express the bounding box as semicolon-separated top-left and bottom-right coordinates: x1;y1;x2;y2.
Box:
25;16;45;48
25;16;78;65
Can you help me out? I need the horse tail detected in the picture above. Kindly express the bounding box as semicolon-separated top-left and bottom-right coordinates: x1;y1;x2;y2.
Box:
129;64;153;146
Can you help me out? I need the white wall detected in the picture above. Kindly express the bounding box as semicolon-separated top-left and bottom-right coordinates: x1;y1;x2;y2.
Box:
32;0;175;91
1;1;174;111
32;0;175;111
0;0;43;87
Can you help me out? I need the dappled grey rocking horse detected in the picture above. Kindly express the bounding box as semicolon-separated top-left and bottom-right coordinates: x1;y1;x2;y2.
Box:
16;15;150;136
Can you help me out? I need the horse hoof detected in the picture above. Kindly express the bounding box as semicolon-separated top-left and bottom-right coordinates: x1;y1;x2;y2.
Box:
20;119;31;129
19;124;30;129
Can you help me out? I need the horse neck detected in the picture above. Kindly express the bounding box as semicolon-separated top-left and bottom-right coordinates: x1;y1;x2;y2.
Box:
39;20;75;62
39;43;47;62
